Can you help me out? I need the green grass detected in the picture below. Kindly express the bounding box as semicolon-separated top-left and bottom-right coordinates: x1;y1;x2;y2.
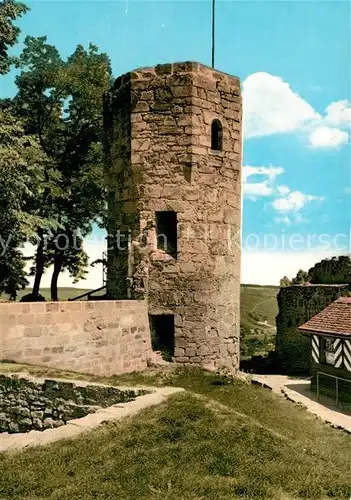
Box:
0;363;349;500
240;285;279;331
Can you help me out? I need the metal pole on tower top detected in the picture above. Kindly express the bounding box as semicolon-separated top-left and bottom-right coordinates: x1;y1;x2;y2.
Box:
212;0;215;68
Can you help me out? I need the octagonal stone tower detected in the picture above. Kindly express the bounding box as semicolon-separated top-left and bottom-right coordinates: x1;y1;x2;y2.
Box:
104;61;242;372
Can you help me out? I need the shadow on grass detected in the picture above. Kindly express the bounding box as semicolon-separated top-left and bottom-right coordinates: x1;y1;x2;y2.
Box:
240;352;282;375
285;381;351;416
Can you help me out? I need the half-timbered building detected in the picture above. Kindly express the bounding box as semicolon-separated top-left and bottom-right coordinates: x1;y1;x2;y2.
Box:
298;297;351;403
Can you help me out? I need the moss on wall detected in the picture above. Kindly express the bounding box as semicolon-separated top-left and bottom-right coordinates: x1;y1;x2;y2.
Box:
275;285;351;373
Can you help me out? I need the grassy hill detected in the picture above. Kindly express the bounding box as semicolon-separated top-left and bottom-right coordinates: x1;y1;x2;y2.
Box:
1;284;279;359
0;363;349;500
241;284;279;330
240;284;279;359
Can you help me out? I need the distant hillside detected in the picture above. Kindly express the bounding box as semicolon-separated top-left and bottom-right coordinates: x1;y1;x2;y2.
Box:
240;284;279;359
240;284;279;330
0;288;91;302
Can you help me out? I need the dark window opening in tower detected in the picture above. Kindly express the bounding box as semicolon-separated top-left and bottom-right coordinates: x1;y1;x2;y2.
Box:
211;119;223;151
155;211;177;258
183;163;192;183
149;314;175;361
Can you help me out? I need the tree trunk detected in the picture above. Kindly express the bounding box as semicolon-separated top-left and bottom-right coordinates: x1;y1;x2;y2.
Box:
50;251;64;301
32;232;45;298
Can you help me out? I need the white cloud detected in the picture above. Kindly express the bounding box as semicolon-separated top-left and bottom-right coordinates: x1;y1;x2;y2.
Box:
243;72;320;139
276;185;290;196
308;126;349;149
272;190;324;213
274;212;309;226
243;166;323;224
274;216;292;226
244;181;273;197
243;165;284;197
243;73;350;148
324;100;351;127
243;165;284;182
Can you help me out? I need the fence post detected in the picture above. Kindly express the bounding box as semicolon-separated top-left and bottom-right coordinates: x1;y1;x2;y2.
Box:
316;372;319;401
336;377;339;406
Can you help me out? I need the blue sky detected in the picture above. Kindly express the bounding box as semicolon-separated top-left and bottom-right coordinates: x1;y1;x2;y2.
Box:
2;0;350;285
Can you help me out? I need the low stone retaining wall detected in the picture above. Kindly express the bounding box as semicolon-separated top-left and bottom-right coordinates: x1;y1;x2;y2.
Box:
0;300;152;376
0;374;184;453
0;374;148;434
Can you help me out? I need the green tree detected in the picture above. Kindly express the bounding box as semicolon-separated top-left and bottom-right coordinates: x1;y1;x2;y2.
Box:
47;232;89;301
0;108;53;298
291;269;309;285
0;0;28;75
14;36;112;300
279;276;291;287
308;255;351;284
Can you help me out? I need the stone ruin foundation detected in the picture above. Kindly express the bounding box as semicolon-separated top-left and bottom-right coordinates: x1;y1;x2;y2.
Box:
0;375;149;434
104;61;242;373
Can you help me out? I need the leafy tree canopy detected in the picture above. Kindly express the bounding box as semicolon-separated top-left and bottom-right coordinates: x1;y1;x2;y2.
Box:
291;269;309;285
11;36;112;299
279;276;291;287
0;0;28;75
308;255;351;284
0;108;53;298
280;255;351;288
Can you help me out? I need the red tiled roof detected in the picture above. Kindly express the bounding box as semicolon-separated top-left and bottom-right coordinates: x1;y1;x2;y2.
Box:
298;297;351;337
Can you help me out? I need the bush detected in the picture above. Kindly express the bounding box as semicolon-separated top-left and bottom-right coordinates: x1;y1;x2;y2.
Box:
20;293;46;302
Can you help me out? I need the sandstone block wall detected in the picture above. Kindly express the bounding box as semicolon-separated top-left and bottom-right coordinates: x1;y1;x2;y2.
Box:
275;284;351;373
0;301;152;376
104;61;242;372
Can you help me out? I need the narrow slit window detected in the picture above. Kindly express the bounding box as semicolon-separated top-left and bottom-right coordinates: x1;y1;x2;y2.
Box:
211;119;223;151
156;211;177;258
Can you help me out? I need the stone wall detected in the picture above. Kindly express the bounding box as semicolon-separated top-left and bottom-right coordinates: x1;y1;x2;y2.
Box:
0;374;147;433
275;284;351;373
0;300;152;376
104;61;242;372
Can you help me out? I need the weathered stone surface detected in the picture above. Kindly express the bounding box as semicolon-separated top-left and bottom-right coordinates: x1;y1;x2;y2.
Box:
0;375;149;434
104;61;242;373
0;386;184;453
0;300;152;376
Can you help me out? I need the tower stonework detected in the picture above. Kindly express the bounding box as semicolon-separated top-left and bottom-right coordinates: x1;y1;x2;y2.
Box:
104;62;242;372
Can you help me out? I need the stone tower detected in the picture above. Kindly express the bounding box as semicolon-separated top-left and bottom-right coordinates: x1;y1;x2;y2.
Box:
104;61;242;372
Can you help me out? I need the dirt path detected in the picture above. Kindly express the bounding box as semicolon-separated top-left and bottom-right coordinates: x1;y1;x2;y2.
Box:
248;297;277;329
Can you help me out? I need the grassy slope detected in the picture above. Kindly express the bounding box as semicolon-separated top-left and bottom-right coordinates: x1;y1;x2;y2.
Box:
240;285;279;358
240;285;279;330
0;363;349;500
